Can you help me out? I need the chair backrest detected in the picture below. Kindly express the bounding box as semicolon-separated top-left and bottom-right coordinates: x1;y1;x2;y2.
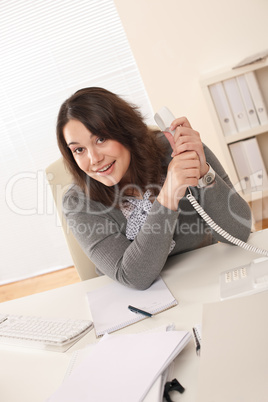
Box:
46;157;97;281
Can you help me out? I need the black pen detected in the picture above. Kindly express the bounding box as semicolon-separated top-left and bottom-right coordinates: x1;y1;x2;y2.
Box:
128;305;152;317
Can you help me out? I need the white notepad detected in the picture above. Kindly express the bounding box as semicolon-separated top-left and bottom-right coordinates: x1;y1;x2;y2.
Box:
87;276;178;337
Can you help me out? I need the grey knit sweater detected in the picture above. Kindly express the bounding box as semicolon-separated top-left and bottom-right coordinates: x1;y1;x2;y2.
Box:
63;143;252;289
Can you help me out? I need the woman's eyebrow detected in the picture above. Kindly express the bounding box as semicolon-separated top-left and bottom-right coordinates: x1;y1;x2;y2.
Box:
67;141;80;146
67;133;94;147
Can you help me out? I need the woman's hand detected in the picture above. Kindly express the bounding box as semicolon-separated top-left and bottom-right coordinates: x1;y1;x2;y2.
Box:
164;116;208;178
157;150;201;210
157;117;208;210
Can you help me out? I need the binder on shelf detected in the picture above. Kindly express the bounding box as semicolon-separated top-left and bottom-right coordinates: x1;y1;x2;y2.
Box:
229;137;268;194
243;137;268;189
229;141;251;193
223;78;251;132
236;75;259;128
244;71;268;125
209;82;237;136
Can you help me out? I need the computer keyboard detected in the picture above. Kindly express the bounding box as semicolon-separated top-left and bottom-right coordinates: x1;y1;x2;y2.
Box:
0;313;93;351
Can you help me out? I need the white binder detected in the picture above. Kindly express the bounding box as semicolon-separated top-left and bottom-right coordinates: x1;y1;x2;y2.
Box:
243;137;268;190
236;75;259;128
244;71;268;125
229;137;268;194
229;141;251;193
209;82;237;136
223;78;250;132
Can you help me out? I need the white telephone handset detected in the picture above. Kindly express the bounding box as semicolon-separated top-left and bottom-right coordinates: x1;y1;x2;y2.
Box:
154;106;176;136
154;107;268;258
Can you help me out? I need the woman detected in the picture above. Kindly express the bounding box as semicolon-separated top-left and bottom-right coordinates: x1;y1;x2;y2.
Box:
56;87;252;289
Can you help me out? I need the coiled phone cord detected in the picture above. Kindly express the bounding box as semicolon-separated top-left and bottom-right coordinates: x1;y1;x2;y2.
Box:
186;191;268;258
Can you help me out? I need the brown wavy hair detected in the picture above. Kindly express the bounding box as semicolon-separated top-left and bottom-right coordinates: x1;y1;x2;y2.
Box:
56;87;169;206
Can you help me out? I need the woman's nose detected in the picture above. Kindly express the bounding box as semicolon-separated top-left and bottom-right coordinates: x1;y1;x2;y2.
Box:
88;148;103;165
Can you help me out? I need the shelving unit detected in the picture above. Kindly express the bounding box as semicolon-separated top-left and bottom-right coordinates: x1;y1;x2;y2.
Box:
201;57;268;221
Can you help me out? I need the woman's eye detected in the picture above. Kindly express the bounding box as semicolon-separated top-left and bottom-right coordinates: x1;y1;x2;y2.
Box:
96;137;106;144
73;147;84;154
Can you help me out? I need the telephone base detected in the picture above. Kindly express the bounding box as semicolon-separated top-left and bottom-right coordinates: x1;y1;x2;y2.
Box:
220;257;268;300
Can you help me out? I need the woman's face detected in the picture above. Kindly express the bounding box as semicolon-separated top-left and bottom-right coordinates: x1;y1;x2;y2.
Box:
63;119;131;187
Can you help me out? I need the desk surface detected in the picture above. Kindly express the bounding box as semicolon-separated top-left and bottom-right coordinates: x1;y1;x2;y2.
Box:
1;229;267;402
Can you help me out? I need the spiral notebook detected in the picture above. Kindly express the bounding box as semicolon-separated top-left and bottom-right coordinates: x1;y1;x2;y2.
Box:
86;276;178;337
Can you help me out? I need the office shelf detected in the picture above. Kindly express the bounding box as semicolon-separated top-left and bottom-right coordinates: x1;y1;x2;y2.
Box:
201;57;268;219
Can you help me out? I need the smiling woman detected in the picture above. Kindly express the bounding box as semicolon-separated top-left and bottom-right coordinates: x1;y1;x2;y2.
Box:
56;87;252;290
56;87;167;207
63;119;131;188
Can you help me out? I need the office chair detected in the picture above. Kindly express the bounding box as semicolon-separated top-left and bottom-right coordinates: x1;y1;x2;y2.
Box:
46;157;98;281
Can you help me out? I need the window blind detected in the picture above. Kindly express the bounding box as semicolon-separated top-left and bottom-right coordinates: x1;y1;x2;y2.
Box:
1;0;154;284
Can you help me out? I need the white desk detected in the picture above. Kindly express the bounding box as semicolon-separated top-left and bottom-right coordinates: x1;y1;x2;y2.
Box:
0;229;267;402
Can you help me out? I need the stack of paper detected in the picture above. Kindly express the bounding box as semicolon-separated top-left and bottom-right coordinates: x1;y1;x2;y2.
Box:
47;330;191;402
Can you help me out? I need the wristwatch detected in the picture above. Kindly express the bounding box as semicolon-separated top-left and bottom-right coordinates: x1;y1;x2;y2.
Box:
198;163;216;188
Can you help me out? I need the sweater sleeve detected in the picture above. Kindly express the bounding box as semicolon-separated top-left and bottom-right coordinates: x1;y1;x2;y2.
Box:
63;187;179;290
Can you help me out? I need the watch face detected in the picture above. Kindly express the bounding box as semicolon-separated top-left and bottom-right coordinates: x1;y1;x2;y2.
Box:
204;173;214;185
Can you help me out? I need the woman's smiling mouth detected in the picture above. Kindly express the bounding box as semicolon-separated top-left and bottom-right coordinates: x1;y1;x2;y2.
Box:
96;161;115;175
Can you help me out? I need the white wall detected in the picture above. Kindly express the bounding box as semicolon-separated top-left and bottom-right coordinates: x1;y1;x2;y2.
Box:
114;0;268;172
